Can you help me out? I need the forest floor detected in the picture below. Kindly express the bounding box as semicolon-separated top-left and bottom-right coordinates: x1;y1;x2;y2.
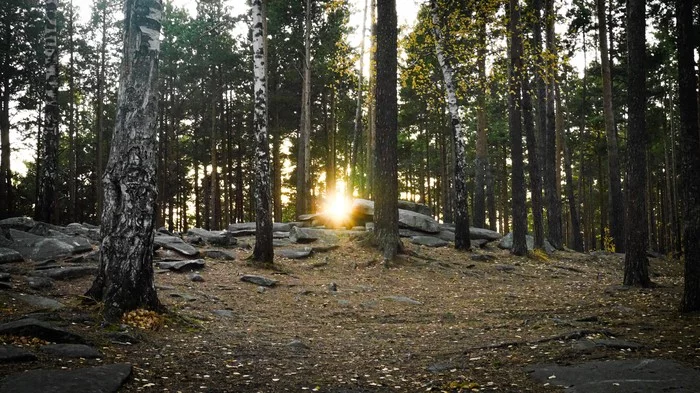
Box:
2;234;700;392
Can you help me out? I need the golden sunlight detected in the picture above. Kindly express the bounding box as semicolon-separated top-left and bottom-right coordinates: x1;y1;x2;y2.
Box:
322;192;353;226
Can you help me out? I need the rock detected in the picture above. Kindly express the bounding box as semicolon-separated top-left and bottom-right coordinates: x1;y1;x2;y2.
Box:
257;286;266;293
156;259;205;272
498;232;555;253
241;274;277;287
0;281;12;290
277;248;313;259
46;231;93;253
7;232;74;262
0;272;9;281
187;228;235;246
0;217;37;231
105;331;141;345
227;222;291;232
273;231;289;239
0;318;85;344
469;227;503;241
287;339;309;351
397;200;433;217
63;223;101;242
40;344;102;358
411;236;449;248
310;243;340;253
328;282;337;292
212;309;234;318
187;273;204;282
0;247;23;264
527;359;700;393
398;209;440;233
273;239;293;247
471;239;489;248
289;227;339;244
436;231;455;242
471;254;496;262
0;363;132;393
427;363;457;373
0;346;37;363
15;294;64;310
201;249;236;260
32;266;97;280
169;293;197;301
153;234;199;256
385;295;422;305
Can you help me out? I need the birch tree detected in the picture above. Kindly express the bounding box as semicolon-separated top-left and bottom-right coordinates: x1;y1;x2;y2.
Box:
86;0;164;322
429;0;470;250
251;0;274;264
37;0;59;224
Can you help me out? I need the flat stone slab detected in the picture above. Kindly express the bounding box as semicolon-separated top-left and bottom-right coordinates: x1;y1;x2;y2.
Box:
0;346;37;363
0;318;85;344
187;228;234;246
32;266;97;280
277;248;313;259
411;236;449;248
156;259;205;272
0;363;131;393
153;235;199;256
0;247;23;264
241;274;277;287
40;344;101;358
201;249;235;260
574;338;644;351
26;276;54;290
16;294;65;310
527;359;700;393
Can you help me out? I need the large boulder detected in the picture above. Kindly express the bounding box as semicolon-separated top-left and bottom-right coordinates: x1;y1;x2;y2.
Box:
0;248;23;264
289;227;339;244
0;217;37;231
397;200;433;217
0;318;85;344
186;228;235;246
499;232;555;253
227;222;292;233
0;363;132;393
351;199;441;234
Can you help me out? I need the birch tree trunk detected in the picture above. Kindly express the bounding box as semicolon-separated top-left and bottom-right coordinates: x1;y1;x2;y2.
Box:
37;0;59;224
596;0;625;253
508;0;528;256
373;0;400;261
430;0;470;250
251;0;274;264
676;0;700;311
86;0;163;322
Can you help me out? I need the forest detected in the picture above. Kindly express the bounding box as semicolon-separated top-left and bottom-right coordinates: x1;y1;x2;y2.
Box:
0;0;700;391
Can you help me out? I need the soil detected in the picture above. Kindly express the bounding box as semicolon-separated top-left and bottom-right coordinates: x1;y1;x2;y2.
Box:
1;235;699;393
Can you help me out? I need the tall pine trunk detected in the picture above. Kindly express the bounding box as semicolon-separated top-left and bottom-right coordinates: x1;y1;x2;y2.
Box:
430;0;470;250
544;0;562;249
67;0;77;222
623;0;650;287
677;0;700;311
596;0;625;252
522;72;545;249
373;0;400;260
86;0;163;322
508;0;528;256
473;15;488;229
251;0;274;264
350;0;368;199
296;0;312;216
95;3;108;221
37;0;59;224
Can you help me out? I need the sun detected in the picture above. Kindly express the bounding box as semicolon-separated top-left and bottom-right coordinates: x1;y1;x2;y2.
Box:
322;192;353;226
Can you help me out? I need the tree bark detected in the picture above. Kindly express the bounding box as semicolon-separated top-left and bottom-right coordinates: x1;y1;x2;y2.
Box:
677;0;700;311
251;0;274;264
623;0;650;287
508;0;528;256
37;0;59;224
522;71;545;249
95;3;108;221
327;87;336;197
67;0;77;222
373;0;400;260
544;0;562;249
86;0;163;322
296;0;312;217
430;0;470;250
596;0;625;253
349;0;368;199
473;14;488;229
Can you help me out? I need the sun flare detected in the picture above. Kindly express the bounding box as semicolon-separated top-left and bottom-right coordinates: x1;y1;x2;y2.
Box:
323;193;353;225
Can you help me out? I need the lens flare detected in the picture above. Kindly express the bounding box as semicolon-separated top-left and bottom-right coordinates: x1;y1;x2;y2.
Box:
323;193;352;226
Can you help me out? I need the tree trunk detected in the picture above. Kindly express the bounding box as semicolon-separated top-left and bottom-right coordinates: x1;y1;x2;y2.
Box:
365;0;377;200
327;87;336;197
430;0;470;250
350;0;368;198
0;78;10;218
373;0;400;261
508;0;527;256
296;0;312;217
95;3;108;221
677;0;700;311
473;15;487;229
209;97;219;229
37;0;60;224
251;0;274;264
544;0;562;250
67;0;77;222
596;0;625;253
533;0;546;177
522;72;545;249
86;0;163;322
623;0;650;287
